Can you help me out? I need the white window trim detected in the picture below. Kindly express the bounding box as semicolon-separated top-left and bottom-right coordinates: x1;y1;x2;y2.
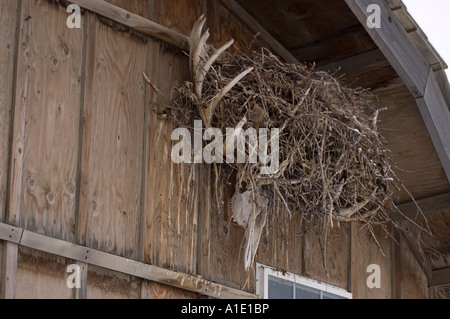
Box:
256;263;352;299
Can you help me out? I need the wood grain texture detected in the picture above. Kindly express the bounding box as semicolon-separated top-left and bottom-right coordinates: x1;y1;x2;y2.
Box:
0;242;2;295
15;227;258;299
199;175;259;291
143;40;198;273
431;268;450;287
154;0;204;35
9;0;84;241
256;205;302;277
141;280;199;299
1;242;18;299
303;222;350;290
68;0;190;50
78;13;147;259
416;69;450;183
399;233;430;298
0;0;19;224
206;0;261;54
375;79;450;203
345;0;430;98
219;0;298;64
104;0;151;18
351;223;392;299
75;261;88;299
87;265;140;299
16;246;73;299
141;0;204;275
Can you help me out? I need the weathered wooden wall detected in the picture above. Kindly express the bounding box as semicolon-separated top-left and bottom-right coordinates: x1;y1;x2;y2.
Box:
0;0;435;299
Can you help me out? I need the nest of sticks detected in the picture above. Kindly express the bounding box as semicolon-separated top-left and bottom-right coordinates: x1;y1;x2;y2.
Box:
166;42;428;271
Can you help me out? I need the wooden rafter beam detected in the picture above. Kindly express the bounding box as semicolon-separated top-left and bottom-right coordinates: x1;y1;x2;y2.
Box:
67;0;190;50
430;268;450;287
397;192;450;219
317;48;388;73
219;0;300;64
345;0;450;183
0;222;258;299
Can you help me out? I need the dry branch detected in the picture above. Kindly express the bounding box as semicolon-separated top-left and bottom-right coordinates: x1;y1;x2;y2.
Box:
165;20;430;271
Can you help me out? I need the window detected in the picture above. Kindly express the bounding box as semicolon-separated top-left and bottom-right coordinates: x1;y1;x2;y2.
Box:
256;263;352;299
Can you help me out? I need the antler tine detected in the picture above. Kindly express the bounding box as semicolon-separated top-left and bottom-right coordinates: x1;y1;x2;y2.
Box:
189;16;253;129
197;39;235;93
202;67;254;128
190;15;209;99
339;199;370;218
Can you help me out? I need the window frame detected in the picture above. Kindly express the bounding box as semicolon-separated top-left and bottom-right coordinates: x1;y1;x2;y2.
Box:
256;263;352;299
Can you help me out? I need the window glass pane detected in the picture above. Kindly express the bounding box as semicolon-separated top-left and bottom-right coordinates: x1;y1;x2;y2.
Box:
268;275;294;299
322;291;346;299
295;284;321;299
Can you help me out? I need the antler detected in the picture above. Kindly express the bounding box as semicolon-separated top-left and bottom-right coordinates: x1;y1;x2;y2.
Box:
189;15;253;129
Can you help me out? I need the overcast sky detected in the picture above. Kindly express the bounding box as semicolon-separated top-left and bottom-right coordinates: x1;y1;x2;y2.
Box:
402;0;450;78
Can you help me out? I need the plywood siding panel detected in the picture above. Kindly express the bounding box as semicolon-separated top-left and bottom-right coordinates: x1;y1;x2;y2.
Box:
197;179;252;291
0;241;3;294
399;234;430;299
0;0;19;224
16;247;73;299
104;0;151;18
155;0;204;35
141;280;199;299
351;223;392;299
143;40;198;273
257;207;302;276
207;1;260;54
11;0;83;240
78;14;147;259
303;222;350;289
86;265;140;299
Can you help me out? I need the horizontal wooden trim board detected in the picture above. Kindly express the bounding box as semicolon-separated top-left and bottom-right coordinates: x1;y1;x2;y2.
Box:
397;192;450;219
0;222;258;299
430;268;450;287
67;0;190;50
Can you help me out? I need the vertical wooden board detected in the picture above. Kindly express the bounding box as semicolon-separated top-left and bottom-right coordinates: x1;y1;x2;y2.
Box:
155;0;204;35
0;0;19;223
206;0;261;54
399;234;430;299
143;40;197;273
16;246;73;299
196;164;212;280
11;0;84;240
0;241;2;292
351;223;392;299
1;242;18;298
104;0;151;18
257;208;302;276
197;178;253;291
86;265;140;299
78;15;147;259
303;222;350;289
141;280;199;299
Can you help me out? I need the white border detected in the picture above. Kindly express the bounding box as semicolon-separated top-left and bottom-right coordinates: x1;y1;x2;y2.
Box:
256;263;352;299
